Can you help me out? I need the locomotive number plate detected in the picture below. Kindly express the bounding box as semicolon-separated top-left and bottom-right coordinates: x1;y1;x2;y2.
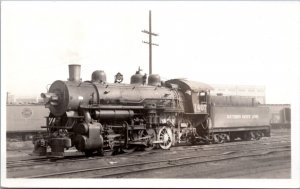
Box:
194;104;207;113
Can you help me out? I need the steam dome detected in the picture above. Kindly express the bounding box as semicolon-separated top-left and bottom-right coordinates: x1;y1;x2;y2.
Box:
91;70;106;83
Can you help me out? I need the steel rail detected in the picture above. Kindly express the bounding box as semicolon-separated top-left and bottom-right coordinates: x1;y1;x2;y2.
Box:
25;145;290;178
96;148;290;178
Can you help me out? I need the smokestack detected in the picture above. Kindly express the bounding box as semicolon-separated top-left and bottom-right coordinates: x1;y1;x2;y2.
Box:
68;64;81;82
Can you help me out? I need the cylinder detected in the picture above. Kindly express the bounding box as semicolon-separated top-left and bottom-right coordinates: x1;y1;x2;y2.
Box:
74;135;103;151
73;123;103;152
68;64;81;82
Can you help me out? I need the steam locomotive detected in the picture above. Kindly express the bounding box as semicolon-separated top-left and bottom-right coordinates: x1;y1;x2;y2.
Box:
34;64;270;157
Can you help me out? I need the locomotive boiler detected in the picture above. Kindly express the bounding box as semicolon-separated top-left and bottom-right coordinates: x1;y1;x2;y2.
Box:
34;64;270;157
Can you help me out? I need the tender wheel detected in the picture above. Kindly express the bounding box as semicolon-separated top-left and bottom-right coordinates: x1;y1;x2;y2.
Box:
242;132;254;141
212;134;220;144
249;131;255;140
218;134;225;144
212;134;225;144
158;127;173;150
224;133;230;142
254;131;262;140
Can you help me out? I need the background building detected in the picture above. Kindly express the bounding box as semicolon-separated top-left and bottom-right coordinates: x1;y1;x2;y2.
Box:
6;92;15;104
210;84;266;104
7;92;44;105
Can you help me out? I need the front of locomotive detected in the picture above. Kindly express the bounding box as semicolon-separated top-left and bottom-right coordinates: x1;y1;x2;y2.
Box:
35;64;104;157
41;64;97;116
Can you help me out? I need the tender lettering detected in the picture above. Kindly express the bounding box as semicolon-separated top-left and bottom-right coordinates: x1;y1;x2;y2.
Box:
227;114;259;119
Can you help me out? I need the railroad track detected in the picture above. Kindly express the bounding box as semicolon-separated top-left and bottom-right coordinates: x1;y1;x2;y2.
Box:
25;145;290;178
7;135;290;168
7;136;290;169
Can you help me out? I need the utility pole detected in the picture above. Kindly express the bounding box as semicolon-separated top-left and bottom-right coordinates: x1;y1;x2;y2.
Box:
142;10;159;75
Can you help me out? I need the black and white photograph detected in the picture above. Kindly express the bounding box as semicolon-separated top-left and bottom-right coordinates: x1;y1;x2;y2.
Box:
1;1;299;188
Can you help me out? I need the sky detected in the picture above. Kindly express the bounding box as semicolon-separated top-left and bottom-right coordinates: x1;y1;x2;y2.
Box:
1;1;300;104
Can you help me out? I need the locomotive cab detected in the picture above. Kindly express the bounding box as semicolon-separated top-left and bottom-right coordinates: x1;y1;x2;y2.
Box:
165;79;213;114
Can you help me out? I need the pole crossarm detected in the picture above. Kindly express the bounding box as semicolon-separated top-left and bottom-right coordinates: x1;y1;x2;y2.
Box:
142;30;159;36
142;41;159;46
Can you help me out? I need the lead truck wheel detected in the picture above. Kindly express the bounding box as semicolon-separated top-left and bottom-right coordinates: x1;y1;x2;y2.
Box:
158;126;173;150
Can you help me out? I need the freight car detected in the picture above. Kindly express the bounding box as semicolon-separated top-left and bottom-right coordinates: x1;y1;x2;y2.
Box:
7;104;49;141
259;104;291;129
33;65;270;157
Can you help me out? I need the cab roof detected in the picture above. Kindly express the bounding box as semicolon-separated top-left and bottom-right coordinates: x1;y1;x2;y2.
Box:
166;79;213;92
